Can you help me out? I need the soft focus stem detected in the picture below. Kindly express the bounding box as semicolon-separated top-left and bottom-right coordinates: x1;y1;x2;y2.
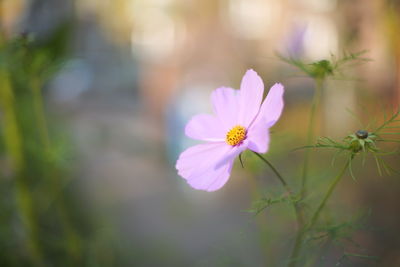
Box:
253;152;304;258
0;69;43;265
308;159;351;230
290;78;323;267
289;159;351;267
32;79;51;149
253;152;290;192
31;79;82;263
300;78;323;199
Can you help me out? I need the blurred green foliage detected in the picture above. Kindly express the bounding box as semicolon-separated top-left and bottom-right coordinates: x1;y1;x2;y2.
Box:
0;26;109;266
278;50;371;81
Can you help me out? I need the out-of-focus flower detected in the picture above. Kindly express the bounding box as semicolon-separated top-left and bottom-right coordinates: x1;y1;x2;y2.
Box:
176;70;285;191
285;23;307;59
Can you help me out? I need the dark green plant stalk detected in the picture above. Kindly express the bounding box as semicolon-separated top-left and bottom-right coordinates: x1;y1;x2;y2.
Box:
31;78;82;263
278;51;372;267
307;158;351;230
300;78;323;199
288;158;351;267
32;78;51;149
253;152;291;193
289;78;323;267
0;69;43;266
253;152;304;258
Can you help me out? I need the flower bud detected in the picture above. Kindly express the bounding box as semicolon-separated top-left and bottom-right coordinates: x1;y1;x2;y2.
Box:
355;130;368;139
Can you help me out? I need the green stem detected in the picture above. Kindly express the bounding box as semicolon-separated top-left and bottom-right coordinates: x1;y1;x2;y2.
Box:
31;79;82;263
308;159;350;230
288;159;350;267
288;225;306;267
0;69;43;265
253;152;291;193
32;79;51;150
15;175;43;266
253;152;304;262
289;78;323;267
300;78;323;199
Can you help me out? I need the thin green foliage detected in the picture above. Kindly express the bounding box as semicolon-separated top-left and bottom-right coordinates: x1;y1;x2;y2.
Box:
308;209;371;243
336;253;379;266
247;193;300;216
295;108;400;178
277;50;371;80
280;51;374;267
306;210;379;266
287;107;399;266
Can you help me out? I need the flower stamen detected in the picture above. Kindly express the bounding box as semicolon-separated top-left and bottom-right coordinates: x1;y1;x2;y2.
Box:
226;125;246;146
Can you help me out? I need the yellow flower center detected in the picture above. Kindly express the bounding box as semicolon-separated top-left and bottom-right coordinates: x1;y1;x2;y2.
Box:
226;125;246;146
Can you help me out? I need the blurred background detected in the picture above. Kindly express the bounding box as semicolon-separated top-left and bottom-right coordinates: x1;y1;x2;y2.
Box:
0;0;399;266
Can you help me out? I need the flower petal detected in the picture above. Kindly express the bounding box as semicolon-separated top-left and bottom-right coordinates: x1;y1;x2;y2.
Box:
215;139;249;169
176;142;231;181
247;122;270;153
187;161;233;192
185;114;226;141
176;142;240;191
254;83;284;128
238;69;264;127
211;87;240;131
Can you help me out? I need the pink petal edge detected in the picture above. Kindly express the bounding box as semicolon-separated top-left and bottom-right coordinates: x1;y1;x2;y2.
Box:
254;83;284;128
187;160;233;192
176;142;234;191
238;69;264;127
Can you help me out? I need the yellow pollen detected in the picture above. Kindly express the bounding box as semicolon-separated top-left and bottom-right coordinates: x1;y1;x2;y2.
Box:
226;125;246;146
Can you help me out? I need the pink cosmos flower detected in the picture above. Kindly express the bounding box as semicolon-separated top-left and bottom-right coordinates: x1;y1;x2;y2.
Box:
176;69;284;191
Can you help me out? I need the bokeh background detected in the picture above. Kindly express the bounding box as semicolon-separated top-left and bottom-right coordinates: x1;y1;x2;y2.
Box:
0;0;399;266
